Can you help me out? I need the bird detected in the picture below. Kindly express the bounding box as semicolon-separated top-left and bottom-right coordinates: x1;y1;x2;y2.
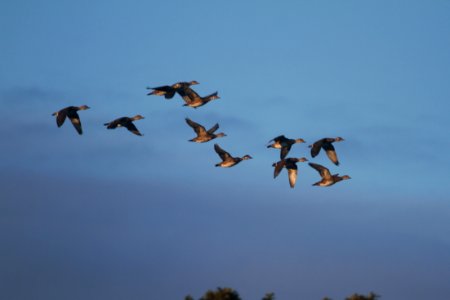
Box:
104;115;145;136
214;144;252;168
267;135;306;160
177;85;220;108
185;118;226;143
309;137;344;165
52;105;90;135
272;157;308;188
146;80;199;99
308;162;351;187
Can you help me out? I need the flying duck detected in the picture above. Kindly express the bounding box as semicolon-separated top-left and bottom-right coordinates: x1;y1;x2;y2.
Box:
267;135;306;160
177;86;220;108
309;137;344;165
104;115;145;136
308;162;351;187
52;105;90;135
146;81;199;99
272;157;308;188
214;144;252;168
185;118;226;143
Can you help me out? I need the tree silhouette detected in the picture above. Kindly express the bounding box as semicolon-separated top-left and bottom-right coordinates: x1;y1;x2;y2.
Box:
198;287;242;300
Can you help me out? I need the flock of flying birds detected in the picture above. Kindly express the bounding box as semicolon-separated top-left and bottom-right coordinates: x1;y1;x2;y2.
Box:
52;80;351;188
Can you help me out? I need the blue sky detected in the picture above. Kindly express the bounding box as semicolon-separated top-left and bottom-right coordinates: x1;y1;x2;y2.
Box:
1;1;450;299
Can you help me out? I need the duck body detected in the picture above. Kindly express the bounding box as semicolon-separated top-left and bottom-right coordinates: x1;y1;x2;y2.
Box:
147;80;199;99
177;86;220;108
214;144;252;168
104;115;145;136
267;135;306;160
52;105;90;135
308;162;350;187
272;157;308;188
185;118;226;143
309;137;344;166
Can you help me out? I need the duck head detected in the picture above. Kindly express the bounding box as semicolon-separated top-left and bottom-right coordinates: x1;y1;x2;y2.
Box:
296;157;308;162
335;137;345;142
295;138;306;144
242;155;253;160
79;105;90;110
132;115;145;121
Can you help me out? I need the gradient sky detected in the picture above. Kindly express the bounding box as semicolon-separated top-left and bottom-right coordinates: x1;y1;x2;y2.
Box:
1;1;450;299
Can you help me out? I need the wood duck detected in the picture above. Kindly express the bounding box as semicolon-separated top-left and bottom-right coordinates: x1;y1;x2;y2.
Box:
146;80;199;99
185;118;226;143
267;135;306;160
272;157;308;188
177;86;219;108
104;115;145;136
52;105;90;135
214;144;252;168
309;137;344;165
308;162;351;187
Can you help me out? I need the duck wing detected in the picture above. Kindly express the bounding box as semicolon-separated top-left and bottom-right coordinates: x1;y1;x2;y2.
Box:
67;111;83;135
214;144;232;161
310;139;323;158
207;123;219;134
185;118;206;136
124;121;142;136
308;163;332;179
322;143;339;165
280;144;292;160
268;135;286;144
272;160;285;178
287;168;298;188
54;108;68;127
177;86;201;104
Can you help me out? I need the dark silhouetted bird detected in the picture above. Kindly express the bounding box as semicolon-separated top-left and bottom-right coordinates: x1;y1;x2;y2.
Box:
272;157;308;188
308;162;351;187
185;118;226;143
146;81;199;99
177;86;219;108
267;135;306;160
104;115;145;136
309;137;344;165
52;105;90;135
214;144;252;168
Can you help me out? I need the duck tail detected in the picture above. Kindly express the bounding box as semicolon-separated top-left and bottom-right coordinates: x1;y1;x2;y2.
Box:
52;112;57;116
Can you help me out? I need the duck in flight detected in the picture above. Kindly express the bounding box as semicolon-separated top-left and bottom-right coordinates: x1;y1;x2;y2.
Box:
104;115;145;136
214;144;252;168
52;105;90;135
272;157;308;188
177;86;219;108
146;81;199;99
308;162;351;187
267;135;306;160
309;137;344;165
185;118;226;143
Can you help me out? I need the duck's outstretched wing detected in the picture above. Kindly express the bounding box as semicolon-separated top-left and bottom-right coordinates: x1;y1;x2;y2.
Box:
68;111;83;135
280;145;292;160
214;144;231;161
308;163;332;179
288;168;298;188
322;143;339;165
185;118;206;136
310;139;323;158
272;160;285;178
124;122;142;136
53;108;67;127
207;123;219;134
177;86;201;104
